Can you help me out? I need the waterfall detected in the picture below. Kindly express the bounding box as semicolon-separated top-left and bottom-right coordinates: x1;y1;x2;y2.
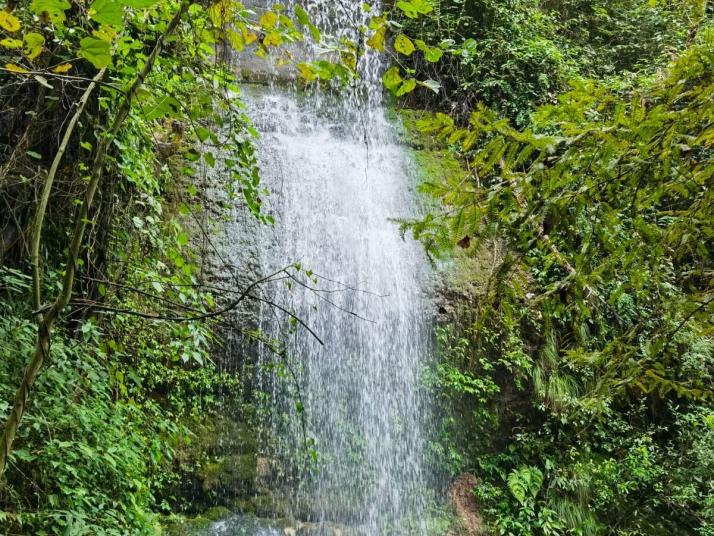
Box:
213;1;435;534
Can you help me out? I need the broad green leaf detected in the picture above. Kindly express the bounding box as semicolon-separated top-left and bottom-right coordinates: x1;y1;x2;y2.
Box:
396;78;416;96
30;0;71;23
415;39;443;62
89;0;124;26
382;66;402;92
396;0;432;18
194;125;211;142
122;0;158;7
368;15;385;30
394;34;415;56
140;95;180;121
116;35;142;56
78;36;112;68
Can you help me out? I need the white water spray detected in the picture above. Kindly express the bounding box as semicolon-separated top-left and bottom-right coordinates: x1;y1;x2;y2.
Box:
215;2;436;534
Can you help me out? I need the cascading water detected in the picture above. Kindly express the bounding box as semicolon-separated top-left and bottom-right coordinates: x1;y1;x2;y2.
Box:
211;1;435;534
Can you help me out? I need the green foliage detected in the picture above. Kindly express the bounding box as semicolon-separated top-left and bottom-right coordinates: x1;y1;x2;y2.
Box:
507;466;543;506
414;26;714;404
1;0;295;529
395;0;700;124
416;19;714;536
0;301;169;534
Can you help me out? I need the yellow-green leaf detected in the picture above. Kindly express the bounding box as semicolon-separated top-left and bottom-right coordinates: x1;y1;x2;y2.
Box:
294;5;309;26
89;0;123;26
0;11;21;32
0;37;23;49
396;78;416;96
415;39;443;62
23;32;44;60
51;63;73;73
296;62;316;81
30;0;71;24
4;63;29;74
394;34;415;56
366;24;386;52
382;66;402;92
259;11;278;29
263;31;282;47
226;29;245;51
208;0;228;26
396;0;433;18
240;23;257;45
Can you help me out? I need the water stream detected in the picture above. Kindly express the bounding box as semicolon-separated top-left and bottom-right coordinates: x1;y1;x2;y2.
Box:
210;2;435;534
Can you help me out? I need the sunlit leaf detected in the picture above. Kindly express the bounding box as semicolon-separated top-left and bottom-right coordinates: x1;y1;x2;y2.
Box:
0;38;23;49
396;78;416;96
29;0;71;23
89;0;124;26
23;32;45;60
382;66;402;92
0;11;21;32
366;24;386;52
394;34;415;56
4;63;29;74
259;11;278;29
78;36;112;68
396;0;432;18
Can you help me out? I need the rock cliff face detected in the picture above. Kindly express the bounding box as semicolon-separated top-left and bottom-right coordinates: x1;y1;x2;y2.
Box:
172;84;273;516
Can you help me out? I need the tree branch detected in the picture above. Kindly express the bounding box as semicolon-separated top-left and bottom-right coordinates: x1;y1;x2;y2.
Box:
31;69;105;311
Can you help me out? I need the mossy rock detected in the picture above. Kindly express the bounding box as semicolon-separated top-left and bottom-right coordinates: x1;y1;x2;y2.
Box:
199;453;258;495
187;414;258;456
231;491;290;518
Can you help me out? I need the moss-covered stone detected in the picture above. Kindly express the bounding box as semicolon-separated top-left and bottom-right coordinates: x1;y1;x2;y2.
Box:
169;411;263;513
199;453;257;495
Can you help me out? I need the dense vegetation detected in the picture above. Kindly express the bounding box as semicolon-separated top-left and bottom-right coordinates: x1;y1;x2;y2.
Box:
0;0;311;532
0;0;712;534
394;1;714;535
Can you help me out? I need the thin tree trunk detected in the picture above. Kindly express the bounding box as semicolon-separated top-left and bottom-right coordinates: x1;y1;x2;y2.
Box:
30;69;106;311
0;1;189;477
